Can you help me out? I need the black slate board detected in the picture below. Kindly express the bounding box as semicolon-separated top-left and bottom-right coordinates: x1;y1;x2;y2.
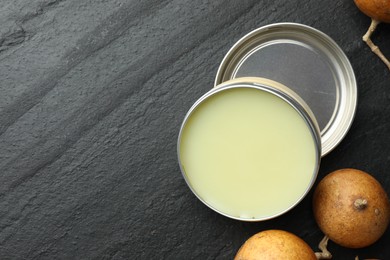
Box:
0;0;389;259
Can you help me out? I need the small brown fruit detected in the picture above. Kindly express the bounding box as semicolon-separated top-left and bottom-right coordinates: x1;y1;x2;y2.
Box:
313;168;390;248
353;0;390;70
234;229;317;260
354;0;390;23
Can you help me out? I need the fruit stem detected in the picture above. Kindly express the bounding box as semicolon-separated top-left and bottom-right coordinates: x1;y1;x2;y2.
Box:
362;18;390;71
354;198;368;210
315;235;332;259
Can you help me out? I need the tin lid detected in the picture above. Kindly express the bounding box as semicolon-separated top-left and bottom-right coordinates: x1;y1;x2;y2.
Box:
215;23;357;156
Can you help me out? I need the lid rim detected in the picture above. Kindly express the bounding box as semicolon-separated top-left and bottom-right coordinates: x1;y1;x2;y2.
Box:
214;22;357;156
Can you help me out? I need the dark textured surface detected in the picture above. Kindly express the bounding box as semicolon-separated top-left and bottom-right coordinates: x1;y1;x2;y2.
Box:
0;0;389;259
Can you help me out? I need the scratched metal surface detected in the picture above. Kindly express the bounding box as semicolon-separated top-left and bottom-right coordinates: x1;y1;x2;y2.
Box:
0;0;389;259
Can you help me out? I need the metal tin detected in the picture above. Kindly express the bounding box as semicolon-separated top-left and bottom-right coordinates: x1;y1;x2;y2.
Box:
178;77;321;221
215;23;357;156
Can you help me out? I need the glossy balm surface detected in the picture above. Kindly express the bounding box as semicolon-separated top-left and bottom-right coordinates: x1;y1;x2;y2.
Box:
179;87;317;220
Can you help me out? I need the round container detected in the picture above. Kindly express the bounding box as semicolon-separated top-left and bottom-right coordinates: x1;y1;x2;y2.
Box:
178;77;321;221
215;23;357;156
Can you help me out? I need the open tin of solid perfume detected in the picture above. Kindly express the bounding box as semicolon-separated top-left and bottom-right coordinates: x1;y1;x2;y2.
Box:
215;23;357;156
178;23;357;221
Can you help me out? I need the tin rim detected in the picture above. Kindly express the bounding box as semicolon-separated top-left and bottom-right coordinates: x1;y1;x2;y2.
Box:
215;23;357;156
177;78;321;221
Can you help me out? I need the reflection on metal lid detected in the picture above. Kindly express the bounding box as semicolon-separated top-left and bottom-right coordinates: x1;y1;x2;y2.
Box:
215;23;357;156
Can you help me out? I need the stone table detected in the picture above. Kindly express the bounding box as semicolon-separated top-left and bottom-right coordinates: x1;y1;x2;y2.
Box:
0;0;389;259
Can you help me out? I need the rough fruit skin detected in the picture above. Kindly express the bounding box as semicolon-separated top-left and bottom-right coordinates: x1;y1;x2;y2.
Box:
313;168;390;248
354;0;390;23
234;230;317;260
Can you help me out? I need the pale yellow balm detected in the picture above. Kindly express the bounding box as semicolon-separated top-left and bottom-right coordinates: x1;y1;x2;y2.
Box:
179;86;319;220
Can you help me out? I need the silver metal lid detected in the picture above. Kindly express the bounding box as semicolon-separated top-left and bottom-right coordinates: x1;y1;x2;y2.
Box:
215;23;357;156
